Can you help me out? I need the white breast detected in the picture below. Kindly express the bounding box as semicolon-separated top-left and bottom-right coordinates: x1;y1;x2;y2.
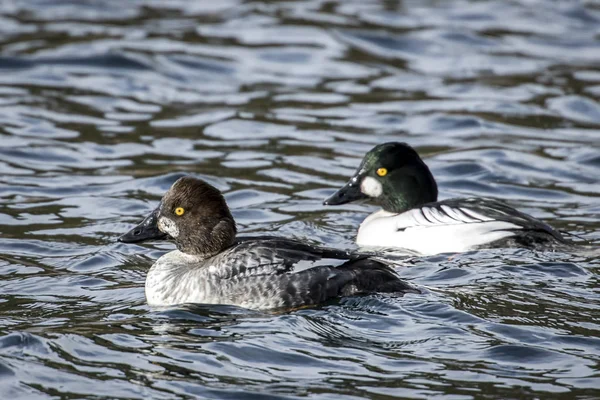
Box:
145;250;217;306
356;207;520;255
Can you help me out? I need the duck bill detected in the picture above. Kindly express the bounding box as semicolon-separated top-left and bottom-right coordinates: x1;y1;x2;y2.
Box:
118;207;167;243
323;178;368;206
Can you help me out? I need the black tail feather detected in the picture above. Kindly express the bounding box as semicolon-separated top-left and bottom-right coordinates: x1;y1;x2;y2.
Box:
338;258;419;296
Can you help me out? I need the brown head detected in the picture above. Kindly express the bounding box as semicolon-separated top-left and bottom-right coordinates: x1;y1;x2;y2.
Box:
119;176;237;258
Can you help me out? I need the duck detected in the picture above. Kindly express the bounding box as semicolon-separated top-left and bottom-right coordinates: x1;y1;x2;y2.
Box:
323;142;571;256
118;176;417;310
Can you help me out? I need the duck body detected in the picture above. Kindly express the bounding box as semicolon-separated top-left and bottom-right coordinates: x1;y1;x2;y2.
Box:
119;176;416;310
355;198;567;256
145;237;414;310
324;142;572;256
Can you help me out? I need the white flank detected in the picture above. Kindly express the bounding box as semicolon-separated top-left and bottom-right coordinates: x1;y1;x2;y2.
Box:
361;176;383;197
356;207;520;255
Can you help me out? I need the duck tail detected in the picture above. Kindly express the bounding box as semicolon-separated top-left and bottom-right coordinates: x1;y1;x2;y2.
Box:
339;258;419;296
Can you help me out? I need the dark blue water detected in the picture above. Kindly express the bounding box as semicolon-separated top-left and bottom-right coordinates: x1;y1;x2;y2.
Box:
0;0;599;398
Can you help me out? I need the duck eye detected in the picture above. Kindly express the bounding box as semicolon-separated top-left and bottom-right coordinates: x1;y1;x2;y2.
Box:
376;167;388;177
174;207;185;216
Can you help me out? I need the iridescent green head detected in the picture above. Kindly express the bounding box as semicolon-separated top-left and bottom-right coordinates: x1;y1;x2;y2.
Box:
323;142;438;213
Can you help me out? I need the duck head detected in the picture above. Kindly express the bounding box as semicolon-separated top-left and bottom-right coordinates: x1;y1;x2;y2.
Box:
323;142;438;213
119;176;237;258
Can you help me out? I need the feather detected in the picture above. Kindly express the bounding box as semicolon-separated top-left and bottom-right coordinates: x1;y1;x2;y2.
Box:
145;237;417;310
356;198;567;255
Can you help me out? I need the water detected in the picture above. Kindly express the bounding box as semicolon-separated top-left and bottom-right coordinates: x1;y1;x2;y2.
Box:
0;0;599;398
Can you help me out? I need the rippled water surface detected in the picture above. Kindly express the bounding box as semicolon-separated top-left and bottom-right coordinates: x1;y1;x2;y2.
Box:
1;0;600;398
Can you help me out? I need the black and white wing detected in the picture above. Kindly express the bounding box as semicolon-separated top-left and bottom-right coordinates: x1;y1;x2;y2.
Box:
209;237;416;309
209;236;355;279
356;198;565;255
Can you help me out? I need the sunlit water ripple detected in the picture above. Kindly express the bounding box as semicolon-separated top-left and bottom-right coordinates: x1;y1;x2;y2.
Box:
0;0;599;398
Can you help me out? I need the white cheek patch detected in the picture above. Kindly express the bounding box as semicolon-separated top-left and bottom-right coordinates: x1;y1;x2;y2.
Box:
361;176;383;198
158;217;179;238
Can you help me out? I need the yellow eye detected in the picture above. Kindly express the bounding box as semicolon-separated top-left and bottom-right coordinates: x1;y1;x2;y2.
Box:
376;167;388;177
174;207;185;216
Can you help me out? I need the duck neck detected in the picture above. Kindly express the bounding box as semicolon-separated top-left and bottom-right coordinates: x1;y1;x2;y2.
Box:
175;217;237;259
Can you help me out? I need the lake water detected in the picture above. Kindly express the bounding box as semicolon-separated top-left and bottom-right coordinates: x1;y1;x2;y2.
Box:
1;0;599;398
